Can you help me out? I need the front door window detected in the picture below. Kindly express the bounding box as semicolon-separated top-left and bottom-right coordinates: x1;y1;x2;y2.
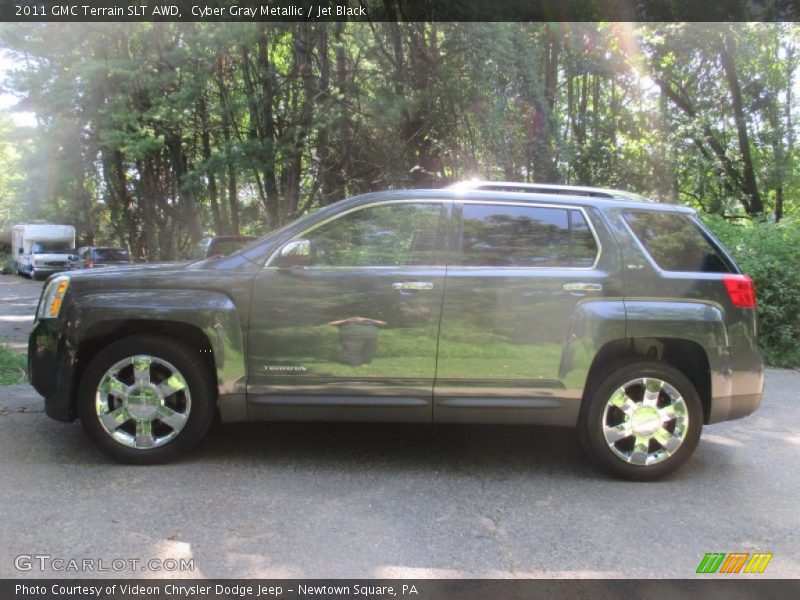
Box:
302;202;445;267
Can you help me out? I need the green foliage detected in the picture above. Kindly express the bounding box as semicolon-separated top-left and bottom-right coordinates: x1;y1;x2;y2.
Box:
703;214;800;367
0;251;13;274
0;342;27;385
0;112;29;232
0;22;798;259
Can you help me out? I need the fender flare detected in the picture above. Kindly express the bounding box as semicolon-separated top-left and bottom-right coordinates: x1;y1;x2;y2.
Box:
68;290;246;395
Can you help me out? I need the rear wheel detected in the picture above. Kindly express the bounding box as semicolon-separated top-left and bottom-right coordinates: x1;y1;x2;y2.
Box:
78;335;215;464
578;361;703;481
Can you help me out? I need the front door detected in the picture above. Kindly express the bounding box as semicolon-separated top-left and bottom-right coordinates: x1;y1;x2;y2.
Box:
247;200;449;422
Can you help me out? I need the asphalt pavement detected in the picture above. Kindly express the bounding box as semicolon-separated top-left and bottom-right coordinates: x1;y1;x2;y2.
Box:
1;274;798;579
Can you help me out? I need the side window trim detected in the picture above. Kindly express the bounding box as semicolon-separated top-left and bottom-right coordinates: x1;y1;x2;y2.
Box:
452;200;602;270
264;199;452;268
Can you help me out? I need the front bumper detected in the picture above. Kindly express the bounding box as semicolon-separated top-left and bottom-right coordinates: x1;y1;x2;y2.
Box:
35;266;70;272
28;319;77;422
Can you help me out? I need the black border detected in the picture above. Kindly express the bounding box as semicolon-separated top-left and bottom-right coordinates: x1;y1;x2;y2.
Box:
4;579;800;600
0;0;799;22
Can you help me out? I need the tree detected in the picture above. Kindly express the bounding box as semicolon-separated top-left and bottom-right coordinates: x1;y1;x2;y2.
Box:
0;22;797;256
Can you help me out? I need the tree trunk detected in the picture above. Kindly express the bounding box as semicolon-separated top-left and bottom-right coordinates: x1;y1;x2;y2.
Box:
198;94;223;234
166;131;203;243
530;26;559;183
720;30;764;214
227;140;239;235
137;157;160;261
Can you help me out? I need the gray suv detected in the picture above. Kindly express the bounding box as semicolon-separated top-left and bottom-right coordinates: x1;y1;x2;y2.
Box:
29;183;764;480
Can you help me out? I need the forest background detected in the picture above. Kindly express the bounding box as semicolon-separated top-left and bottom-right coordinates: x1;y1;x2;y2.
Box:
0;22;797;365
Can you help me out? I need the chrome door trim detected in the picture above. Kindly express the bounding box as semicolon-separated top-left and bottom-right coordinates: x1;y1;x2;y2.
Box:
264;198;603;271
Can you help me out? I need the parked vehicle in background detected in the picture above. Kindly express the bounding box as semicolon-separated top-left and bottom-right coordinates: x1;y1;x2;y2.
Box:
73;246;132;269
11;223;76;280
29;184;764;480
191;235;256;259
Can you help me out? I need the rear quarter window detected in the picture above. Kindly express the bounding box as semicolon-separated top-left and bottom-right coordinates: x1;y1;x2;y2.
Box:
623;210;733;273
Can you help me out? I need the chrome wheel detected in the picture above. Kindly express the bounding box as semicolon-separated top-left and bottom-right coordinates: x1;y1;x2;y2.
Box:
95;355;191;449
602;377;689;466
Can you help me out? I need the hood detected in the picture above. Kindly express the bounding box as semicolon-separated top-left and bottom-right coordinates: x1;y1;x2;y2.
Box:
65;261;196;280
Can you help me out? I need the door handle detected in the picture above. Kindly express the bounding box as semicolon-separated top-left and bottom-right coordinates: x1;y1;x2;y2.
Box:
563;282;603;293
392;281;434;291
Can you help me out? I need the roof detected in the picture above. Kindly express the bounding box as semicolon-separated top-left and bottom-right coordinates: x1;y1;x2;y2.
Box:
332;186;694;214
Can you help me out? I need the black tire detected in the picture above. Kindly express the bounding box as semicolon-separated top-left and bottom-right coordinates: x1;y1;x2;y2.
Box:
78;335;216;464
578;361;703;481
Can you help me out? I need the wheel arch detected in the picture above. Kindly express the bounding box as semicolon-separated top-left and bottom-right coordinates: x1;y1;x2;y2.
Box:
71;320;216;415
582;337;713;423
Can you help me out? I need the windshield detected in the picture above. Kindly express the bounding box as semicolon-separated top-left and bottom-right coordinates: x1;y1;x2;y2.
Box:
208;238;254;257
33;241;72;254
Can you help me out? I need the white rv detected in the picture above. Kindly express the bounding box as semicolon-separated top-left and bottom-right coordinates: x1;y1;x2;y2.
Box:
11;223;76;280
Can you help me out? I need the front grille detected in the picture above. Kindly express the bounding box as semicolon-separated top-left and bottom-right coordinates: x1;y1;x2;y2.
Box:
44;261;68;267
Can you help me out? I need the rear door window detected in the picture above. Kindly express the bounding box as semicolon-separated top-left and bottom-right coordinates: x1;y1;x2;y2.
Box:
623;210;733;273
457;204;599;268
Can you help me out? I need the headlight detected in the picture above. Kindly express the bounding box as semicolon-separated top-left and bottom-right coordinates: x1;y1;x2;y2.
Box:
37;276;70;319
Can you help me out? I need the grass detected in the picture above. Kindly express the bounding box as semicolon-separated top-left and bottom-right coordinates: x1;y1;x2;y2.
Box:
0;343;27;385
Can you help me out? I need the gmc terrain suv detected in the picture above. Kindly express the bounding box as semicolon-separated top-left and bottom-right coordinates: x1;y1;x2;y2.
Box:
29;183;764;480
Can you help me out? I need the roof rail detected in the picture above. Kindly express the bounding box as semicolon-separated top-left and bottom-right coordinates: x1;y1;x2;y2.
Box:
447;180;650;202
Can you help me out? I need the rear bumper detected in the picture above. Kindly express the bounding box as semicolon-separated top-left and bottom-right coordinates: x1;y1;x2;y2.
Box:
706;337;765;424
707;392;764;424
28;319;77;422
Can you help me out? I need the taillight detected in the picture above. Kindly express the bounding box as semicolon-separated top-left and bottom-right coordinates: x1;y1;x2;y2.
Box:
86;260;93;268
723;274;756;308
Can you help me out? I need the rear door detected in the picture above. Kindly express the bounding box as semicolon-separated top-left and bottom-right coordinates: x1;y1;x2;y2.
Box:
434;200;621;423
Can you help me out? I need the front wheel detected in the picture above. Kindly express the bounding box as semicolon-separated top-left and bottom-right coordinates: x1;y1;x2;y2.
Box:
578;361;703;481
78;335;216;464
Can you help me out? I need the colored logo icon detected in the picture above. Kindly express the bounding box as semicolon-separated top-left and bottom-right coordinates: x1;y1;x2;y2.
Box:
696;552;773;574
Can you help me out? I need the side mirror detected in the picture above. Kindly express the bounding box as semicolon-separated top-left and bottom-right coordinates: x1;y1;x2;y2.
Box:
275;239;312;267
18;248;23;255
